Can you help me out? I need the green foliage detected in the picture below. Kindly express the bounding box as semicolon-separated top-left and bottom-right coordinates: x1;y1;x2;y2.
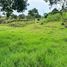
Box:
51;8;60;15
0;0;28;18
12;0;28;12
9;21;27;27
44;13;48;18
18;14;25;19
62;12;67;19
28;8;41;19
43;12;67;22
0;22;67;67
11;14;17;19
46;13;62;22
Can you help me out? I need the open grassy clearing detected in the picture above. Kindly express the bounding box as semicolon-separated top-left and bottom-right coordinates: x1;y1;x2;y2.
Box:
0;22;67;67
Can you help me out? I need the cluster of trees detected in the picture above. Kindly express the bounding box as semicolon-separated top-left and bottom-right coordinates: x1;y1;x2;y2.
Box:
44;8;60;18
7;8;41;20
0;0;67;20
10;14;25;19
0;0;41;19
27;8;41;19
44;0;67;23
0;0;28;18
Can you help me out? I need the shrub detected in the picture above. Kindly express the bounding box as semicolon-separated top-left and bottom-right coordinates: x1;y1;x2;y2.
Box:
0;19;5;24
46;13;61;22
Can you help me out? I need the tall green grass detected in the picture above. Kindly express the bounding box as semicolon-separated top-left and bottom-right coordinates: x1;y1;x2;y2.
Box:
0;22;67;67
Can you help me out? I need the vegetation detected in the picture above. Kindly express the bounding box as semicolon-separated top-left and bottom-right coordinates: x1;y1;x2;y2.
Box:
44;0;67;23
0;0;67;67
0;22;67;67
28;8;41;19
0;0;28;18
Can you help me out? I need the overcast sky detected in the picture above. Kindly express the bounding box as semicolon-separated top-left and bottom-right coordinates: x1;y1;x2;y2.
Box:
23;0;62;15
14;0;54;15
24;0;50;15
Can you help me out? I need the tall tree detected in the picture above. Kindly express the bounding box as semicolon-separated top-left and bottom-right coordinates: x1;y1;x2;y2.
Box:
0;0;28;18
28;8;41;19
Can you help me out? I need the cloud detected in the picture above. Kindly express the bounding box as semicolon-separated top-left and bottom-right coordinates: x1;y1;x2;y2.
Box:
25;0;50;15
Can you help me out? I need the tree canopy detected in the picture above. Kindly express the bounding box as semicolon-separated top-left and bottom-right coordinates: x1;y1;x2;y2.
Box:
28;8;41;19
0;0;28;18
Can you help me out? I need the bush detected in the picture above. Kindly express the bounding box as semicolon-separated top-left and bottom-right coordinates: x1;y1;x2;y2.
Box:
63;12;67;20
10;14;17;19
18;14;25;19
0;19;6;24
8;21;27;27
46;13;61;22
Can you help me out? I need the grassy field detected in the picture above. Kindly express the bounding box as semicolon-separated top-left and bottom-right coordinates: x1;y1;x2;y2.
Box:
0;22;67;67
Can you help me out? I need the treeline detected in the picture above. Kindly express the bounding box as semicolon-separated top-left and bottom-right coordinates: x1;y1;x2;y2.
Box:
44;8;67;22
0;8;67;22
0;0;67;25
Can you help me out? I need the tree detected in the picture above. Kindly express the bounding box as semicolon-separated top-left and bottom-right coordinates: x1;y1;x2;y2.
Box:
0;0;28;18
28;8;41;19
18;14;25;19
44;0;67;23
51;8;59;14
11;14;17;19
44;0;67;11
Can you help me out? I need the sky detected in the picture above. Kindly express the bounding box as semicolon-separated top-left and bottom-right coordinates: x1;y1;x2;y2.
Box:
0;0;62;16
23;0;62;15
24;0;50;15
14;0;56;15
